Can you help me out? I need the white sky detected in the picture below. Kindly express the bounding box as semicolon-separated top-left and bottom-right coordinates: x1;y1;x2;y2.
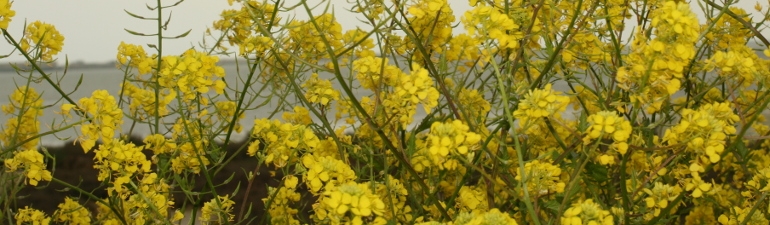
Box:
0;0;767;63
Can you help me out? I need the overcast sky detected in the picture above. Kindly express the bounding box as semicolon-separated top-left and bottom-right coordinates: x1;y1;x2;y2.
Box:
1;1;767;63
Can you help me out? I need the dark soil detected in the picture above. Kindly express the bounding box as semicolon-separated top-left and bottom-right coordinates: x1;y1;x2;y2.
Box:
12;135;309;223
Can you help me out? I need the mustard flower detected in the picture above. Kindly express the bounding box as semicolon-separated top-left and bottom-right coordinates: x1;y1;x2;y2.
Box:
2;86;51;186
61;90;123;152
385;63;440;127
286;13;344;64
15;206;51;225
4;149;51;186
457;88;491;124
457;185;488;214
718;205;769;225
19;21;64;62
425;119;481;170
352;56;401;90
616;1;699;113
282;106;312;126
301;154;357;194
513;83;570;126
302;73;340;106
248;118;320;168
405;0;454;62
663;102;738;166
462;5;522;50
514;160;566;197
92;139;151;194
0;0;14;29
2;86;43;150
200;195;236;224
116;42;156;75
561;199;613;225
584;110;633;164
313;181;387;225
684;173;712;198
120;81;175;121
643;182;682;220
157;49;226;102
264;176;301;225
215;100;244;132
53;197;91;225
373;175;413;223
685;205;717;225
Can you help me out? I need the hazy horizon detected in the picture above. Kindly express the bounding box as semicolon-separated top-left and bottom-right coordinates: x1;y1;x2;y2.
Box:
0;1;767;64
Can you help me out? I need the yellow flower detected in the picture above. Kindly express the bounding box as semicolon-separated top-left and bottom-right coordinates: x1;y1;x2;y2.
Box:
54;197;91;225
513;83;570;126
20;21;65;62
303;73;340;106
200;195;236;224
424;119;481;170
15;207;51;225
515;160;566;197
643;182;682;220
562;199;613;225
315;182;386;224
0;0;15;29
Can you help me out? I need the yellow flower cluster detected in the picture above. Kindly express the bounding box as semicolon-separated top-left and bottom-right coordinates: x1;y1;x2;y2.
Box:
616;0;699;113
663;102;738;167
0;0;14;29
584;111;633;164
199;195;236;224
92;139;151;194
706;7;753;49
20;21;64;62
457;88;491;125
561;199;613;225
302;154;357;194
61;90;123;152
314;181;387;225
95;173;182;224
513;83;570;126
457;185;488;214
157;49;226;102
212;0;278;49
264;176;301;225
424;119;481;170
462;5;522;50
247;118;320;167
15;206;51;225
2;87;51;186
120;81;176;121
718;205;770;225
302;73;340;107
341;29;376;59
706;44;766;87
214;100;244;133
405;0;455;62
373;175;413;223
169;118;211;174
643;182;682;221
287;13;344;64
352;56;401;91
385;64;440;127
417;208;518;225
282;106;312;126
53;197;91;225
116;42;156;75
514;160;566;197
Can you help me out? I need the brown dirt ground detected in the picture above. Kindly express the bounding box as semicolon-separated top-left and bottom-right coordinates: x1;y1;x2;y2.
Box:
13;135;314;223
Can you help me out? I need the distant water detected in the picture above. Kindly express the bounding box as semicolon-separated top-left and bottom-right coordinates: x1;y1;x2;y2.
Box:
0;60;384;146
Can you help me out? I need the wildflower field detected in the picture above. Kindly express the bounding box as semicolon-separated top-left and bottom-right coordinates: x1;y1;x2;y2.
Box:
3;0;770;224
